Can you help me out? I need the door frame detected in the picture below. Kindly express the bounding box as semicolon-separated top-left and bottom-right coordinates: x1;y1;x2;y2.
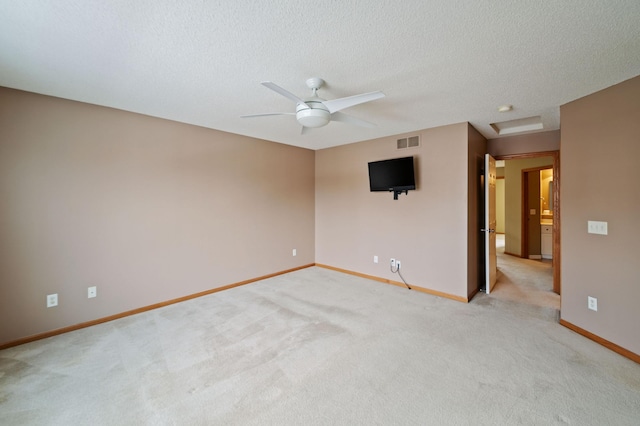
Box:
494;150;561;295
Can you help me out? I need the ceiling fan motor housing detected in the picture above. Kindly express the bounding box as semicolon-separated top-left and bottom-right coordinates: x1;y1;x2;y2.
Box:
296;100;330;128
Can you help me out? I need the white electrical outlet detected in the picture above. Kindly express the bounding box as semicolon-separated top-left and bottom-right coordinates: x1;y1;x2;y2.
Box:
397;260;401;269
88;286;97;298
373;255;378;263
588;296;598;311
292;248;297;256
47;293;58;308
390;258;396;268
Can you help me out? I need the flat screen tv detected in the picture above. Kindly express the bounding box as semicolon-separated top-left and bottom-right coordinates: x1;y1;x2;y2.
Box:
368;156;416;200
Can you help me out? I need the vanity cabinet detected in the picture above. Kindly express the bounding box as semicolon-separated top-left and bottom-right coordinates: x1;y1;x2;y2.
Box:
541;225;553;259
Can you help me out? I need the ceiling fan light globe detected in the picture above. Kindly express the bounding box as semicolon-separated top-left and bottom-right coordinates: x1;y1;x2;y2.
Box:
296;108;330;128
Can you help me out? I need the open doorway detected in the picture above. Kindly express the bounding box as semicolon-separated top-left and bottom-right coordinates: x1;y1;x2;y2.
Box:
491;232;559;311
489;151;560;305
522;166;553;261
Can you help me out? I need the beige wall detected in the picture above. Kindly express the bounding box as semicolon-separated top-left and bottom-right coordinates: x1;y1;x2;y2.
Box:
0;88;315;345
315;123;472;299
503;157;553;256
488;130;560;157
560;75;640;355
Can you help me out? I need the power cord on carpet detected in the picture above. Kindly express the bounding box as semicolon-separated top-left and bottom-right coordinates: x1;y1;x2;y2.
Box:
391;262;411;290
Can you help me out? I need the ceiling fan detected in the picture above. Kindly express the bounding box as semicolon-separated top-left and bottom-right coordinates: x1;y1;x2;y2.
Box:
241;77;385;134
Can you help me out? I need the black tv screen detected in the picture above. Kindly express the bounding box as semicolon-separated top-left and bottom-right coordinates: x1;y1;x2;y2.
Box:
368;156;416;193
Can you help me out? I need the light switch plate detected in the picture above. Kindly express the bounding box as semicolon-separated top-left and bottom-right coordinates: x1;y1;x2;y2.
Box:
587;221;608;235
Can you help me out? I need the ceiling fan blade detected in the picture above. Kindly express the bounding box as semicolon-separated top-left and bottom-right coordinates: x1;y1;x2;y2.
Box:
322;91;385;113
331;111;377;128
262;82;307;105
241;112;295;118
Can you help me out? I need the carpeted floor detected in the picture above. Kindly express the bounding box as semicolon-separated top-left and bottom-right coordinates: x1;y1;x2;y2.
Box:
487;234;560;318
1;264;638;425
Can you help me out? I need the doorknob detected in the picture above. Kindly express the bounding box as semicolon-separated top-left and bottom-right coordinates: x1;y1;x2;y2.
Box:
480;228;496;233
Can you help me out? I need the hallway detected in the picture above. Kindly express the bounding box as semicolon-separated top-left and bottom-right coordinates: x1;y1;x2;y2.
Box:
487;234;560;314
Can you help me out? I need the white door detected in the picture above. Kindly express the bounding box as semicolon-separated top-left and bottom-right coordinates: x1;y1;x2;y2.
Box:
485;154;497;293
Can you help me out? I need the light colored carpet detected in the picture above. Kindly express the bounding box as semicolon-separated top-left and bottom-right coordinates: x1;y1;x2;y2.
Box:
487;234;560;316
1;266;639;425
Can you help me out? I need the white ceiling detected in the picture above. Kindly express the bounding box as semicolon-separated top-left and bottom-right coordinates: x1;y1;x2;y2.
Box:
1;1;639;150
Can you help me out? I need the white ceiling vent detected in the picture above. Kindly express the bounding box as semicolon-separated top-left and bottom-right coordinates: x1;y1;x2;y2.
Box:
397;135;420;149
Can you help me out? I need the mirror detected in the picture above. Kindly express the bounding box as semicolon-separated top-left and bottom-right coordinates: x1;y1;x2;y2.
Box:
540;168;553;215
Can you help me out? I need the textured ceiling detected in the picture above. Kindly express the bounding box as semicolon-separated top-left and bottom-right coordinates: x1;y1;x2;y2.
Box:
1;1;639;150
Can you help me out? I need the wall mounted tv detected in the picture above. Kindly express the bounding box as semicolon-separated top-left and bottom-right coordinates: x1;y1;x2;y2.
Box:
368;156;416;200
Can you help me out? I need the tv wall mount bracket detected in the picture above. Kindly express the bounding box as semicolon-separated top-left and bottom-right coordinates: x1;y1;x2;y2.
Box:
392;189;408;200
